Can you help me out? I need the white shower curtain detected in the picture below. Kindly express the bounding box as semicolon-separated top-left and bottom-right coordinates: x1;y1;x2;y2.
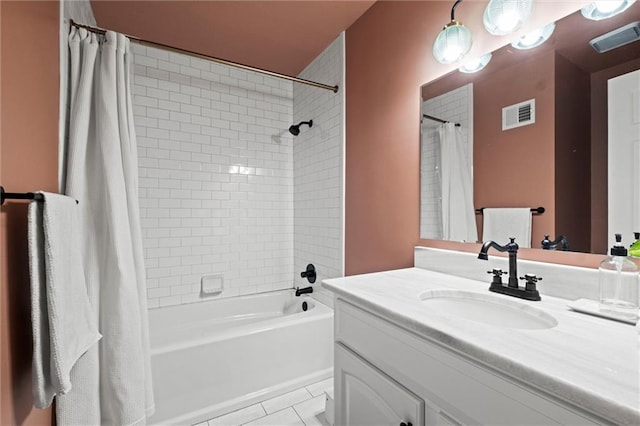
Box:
439;123;477;243
60;28;154;424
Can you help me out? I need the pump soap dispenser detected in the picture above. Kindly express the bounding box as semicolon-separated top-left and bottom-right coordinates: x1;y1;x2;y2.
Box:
630;232;640;258
599;234;639;321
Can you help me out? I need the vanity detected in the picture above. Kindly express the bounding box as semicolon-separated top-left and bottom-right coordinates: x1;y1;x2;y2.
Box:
322;249;639;425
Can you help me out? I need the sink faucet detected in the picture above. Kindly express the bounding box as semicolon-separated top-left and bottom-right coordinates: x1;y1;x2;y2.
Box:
478;237;541;301
478;237;520;288
541;234;569;251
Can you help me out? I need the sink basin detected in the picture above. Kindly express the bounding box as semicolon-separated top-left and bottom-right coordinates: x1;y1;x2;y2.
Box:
420;289;558;330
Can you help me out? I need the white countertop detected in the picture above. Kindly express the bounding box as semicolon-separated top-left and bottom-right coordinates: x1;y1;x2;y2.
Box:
323;267;640;425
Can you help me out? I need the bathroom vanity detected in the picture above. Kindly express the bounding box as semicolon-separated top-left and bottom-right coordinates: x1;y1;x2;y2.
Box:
323;263;639;425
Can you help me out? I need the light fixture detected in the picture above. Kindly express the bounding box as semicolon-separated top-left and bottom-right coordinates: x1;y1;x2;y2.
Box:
581;0;636;21
483;0;534;36
511;22;556;50
433;0;473;64
459;53;492;73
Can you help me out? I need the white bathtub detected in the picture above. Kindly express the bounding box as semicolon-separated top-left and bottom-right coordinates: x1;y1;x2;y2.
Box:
147;290;334;425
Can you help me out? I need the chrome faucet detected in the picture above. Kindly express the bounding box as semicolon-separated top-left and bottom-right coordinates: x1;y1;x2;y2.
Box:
478;237;541;301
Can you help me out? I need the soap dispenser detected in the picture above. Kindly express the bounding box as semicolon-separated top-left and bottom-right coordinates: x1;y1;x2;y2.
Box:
599;234;639;321
630;232;640;258
630;233;640;270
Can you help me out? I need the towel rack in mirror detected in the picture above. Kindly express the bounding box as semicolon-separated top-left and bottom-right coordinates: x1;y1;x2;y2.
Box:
475;206;545;215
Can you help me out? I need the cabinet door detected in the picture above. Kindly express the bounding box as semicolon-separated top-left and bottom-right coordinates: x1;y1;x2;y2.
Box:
335;344;424;426
424;405;463;426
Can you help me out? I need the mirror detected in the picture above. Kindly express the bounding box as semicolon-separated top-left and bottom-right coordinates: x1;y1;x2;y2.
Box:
420;3;640;254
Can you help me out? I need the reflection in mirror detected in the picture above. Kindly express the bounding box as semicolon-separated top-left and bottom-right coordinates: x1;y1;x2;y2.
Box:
420;2;640;254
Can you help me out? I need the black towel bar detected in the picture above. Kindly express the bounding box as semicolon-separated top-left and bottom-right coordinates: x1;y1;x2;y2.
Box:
475;207;545;214
0;186;78;205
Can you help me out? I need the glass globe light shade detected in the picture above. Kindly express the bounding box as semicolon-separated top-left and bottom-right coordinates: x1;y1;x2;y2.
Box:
459;53;492;73
433;22;473;64
511;22;556;50
581;0;636;20
483;0;534;35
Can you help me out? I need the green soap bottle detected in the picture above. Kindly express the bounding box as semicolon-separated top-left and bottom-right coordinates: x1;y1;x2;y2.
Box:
630;232;640;258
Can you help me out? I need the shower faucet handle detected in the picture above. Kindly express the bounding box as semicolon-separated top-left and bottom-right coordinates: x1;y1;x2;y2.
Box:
301;264;316;283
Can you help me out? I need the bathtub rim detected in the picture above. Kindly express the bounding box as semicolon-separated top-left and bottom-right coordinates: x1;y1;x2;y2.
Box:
149;290;332;355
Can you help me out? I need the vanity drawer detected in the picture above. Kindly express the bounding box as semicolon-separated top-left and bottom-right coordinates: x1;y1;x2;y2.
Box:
335;298;606;425
335;343;425;426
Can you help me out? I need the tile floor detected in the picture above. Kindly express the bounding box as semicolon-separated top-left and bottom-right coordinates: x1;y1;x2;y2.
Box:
194;378;333;426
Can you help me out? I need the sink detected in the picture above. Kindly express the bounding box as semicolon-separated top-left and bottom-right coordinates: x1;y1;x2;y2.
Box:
420;289;558;330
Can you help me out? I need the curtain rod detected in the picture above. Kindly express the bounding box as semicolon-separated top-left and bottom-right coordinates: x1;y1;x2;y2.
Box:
69;20;339;94
422;114;461;127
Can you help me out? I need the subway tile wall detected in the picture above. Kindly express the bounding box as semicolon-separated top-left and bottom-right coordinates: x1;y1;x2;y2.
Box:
420;83;473;240
293;35;345;308
132;44;295;308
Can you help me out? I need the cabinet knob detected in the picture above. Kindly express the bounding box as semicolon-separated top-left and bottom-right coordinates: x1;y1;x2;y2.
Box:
400;422;412;426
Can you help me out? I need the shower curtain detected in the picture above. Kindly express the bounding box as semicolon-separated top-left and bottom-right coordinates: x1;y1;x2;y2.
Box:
59;27;154;424
439;123;477;243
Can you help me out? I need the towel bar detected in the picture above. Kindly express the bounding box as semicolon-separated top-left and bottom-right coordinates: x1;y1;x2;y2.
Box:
475;207;545;215
0;186;78;205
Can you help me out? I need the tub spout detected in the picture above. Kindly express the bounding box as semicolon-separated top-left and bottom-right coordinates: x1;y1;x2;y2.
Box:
295;286;313;296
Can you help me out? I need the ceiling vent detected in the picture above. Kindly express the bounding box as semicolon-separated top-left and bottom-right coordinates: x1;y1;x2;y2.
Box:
502;98;535;130
590;21;640;53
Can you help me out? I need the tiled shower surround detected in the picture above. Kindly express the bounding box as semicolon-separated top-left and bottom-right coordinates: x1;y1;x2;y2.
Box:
132;38;344;308
420;83;473;240
293;35;344;308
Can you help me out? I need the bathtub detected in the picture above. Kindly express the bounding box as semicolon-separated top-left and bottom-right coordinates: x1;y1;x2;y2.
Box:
147;290;334;425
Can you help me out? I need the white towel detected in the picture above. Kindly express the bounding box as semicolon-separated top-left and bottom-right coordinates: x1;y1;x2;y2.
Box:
28;192;101;408
482;208;532;248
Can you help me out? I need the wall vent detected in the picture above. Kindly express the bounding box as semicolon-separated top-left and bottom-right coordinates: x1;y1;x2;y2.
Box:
502;98;535;130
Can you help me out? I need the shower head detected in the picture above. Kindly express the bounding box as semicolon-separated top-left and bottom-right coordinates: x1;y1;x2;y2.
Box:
288;120;313;136
288;125;300;136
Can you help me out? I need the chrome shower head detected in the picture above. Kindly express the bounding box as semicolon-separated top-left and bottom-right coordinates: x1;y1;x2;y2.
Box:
288;120;313;136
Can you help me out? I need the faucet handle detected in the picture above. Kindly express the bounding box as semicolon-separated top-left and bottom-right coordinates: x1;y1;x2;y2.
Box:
519;274;542;292
487;268;505;285
301;264;316;283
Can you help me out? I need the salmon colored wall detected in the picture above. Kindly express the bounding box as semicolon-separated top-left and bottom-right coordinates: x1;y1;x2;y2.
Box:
554;53;591;253
345;1;599;275
345;2;442;275
1;1;58;424
474;51;555;245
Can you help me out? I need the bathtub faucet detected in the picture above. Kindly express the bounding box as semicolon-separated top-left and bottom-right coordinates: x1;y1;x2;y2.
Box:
295;286;313;296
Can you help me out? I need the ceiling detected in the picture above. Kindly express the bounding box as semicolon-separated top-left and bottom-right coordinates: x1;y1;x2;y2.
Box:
91;1;376;76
